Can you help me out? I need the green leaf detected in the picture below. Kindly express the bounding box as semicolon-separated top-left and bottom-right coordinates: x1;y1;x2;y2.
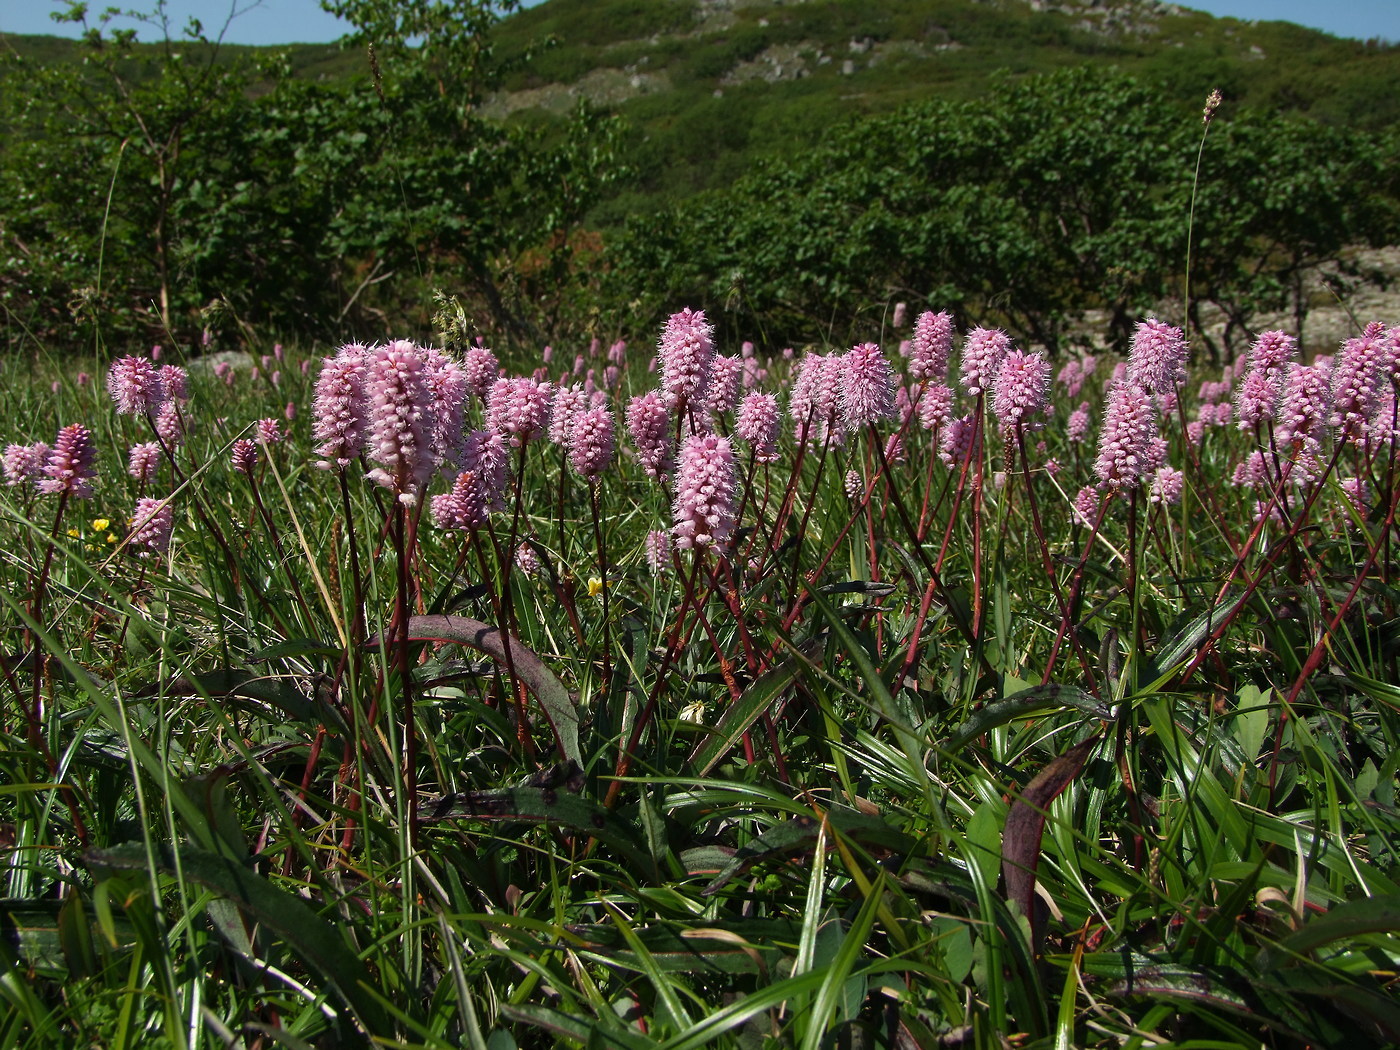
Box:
686;653;803;777
397;614;581;765
1258;895;1400;970
88;842;389;1038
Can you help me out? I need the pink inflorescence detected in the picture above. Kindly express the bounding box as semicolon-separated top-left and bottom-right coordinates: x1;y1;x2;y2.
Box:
1274;364;1332;449
231;439;258;476
568;406;616;480
128;442;163;482
461;346;501;400
918;384;954;432
158;365;189;403
256;418;283;445
1329;326;1385;439
705;355;743;416
672;433;737;551
486;376;554;448
910;311;954;383
1094;382;1158;488
659;308;717;413
790;352;846;446
1234;368;1279;429
108;356;166;416
1067;401;1092;444
841;343;894;431
959;327;1011;396
515;542;542;578
735;392;781;462
39;424;97;498
1126;318;1188;395
312;346;368;469
991;349;1050;432
128;497;174;555
1149;466;1184;506
626;391;674;480
5;442;49;486
645;529;672;575
549;385;589;447
1249;330;1296;378
364;341;436;502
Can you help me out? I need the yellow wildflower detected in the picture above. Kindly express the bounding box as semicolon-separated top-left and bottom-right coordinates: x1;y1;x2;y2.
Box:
91;518;110;531
588;576;604;598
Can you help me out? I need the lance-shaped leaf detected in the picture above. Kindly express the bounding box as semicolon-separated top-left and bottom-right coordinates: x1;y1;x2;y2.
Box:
419;785;655;875
390;614;580;765
88;842;388;1039
687;654;804;776
942;683;1110;753
1001;735;1099;949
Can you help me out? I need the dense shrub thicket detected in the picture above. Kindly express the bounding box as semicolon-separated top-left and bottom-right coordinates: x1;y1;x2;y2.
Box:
605;68;1400;357
3;5;1397;360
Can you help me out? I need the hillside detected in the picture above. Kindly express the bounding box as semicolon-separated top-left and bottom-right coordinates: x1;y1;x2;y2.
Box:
7;0;1399;216
482;0;1400;219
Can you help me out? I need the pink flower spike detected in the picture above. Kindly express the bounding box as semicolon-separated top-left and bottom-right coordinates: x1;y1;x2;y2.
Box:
959;327;1010;396
991;349;1050;432
256;418;283;445
39;424;97;498
626;390;674;480
128;496;174;555
231;439;258;475
841;343;894;430
645;529;672;575
1094;382;1157;488
673;433;737;552
108;356;166;416
312;348;367;469
910;311;953;383
486;376;554;447
1127;318;1188;395
568;406;616;480
128;442;162;482
364;341;436;502
5;443;49;486
735;392;781;462
158;365;190;402
658;307;716;413
462;346;501;400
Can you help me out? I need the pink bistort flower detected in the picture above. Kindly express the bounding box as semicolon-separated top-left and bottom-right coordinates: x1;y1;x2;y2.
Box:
626;390;674;480
659;308;716;413
128;497;174;555
991;349;1050;432
39;424;97;498
364;341;436;502
735;392;781;462
128;442;163;483
959;327;1011;396
910;311;953;383
312;347;367;468
1094;382;1157;488
673;433;737;551
645;528;672;575
486;376;553;448
108;356;166;416
568;406;616;480
5;443;49;486
1127;318;1188;395
841;343;894;431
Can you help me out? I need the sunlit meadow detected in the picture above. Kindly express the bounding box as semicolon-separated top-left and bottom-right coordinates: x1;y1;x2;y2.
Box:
2;284;1398;1048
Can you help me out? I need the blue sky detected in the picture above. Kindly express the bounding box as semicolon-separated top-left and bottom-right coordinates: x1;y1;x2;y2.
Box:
3;0;1396;47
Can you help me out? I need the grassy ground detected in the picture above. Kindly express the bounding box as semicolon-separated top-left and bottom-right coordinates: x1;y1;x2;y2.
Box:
1;298;1398;1047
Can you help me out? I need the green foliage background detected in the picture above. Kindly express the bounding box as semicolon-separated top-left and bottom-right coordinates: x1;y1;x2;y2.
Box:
1;0;1398;357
